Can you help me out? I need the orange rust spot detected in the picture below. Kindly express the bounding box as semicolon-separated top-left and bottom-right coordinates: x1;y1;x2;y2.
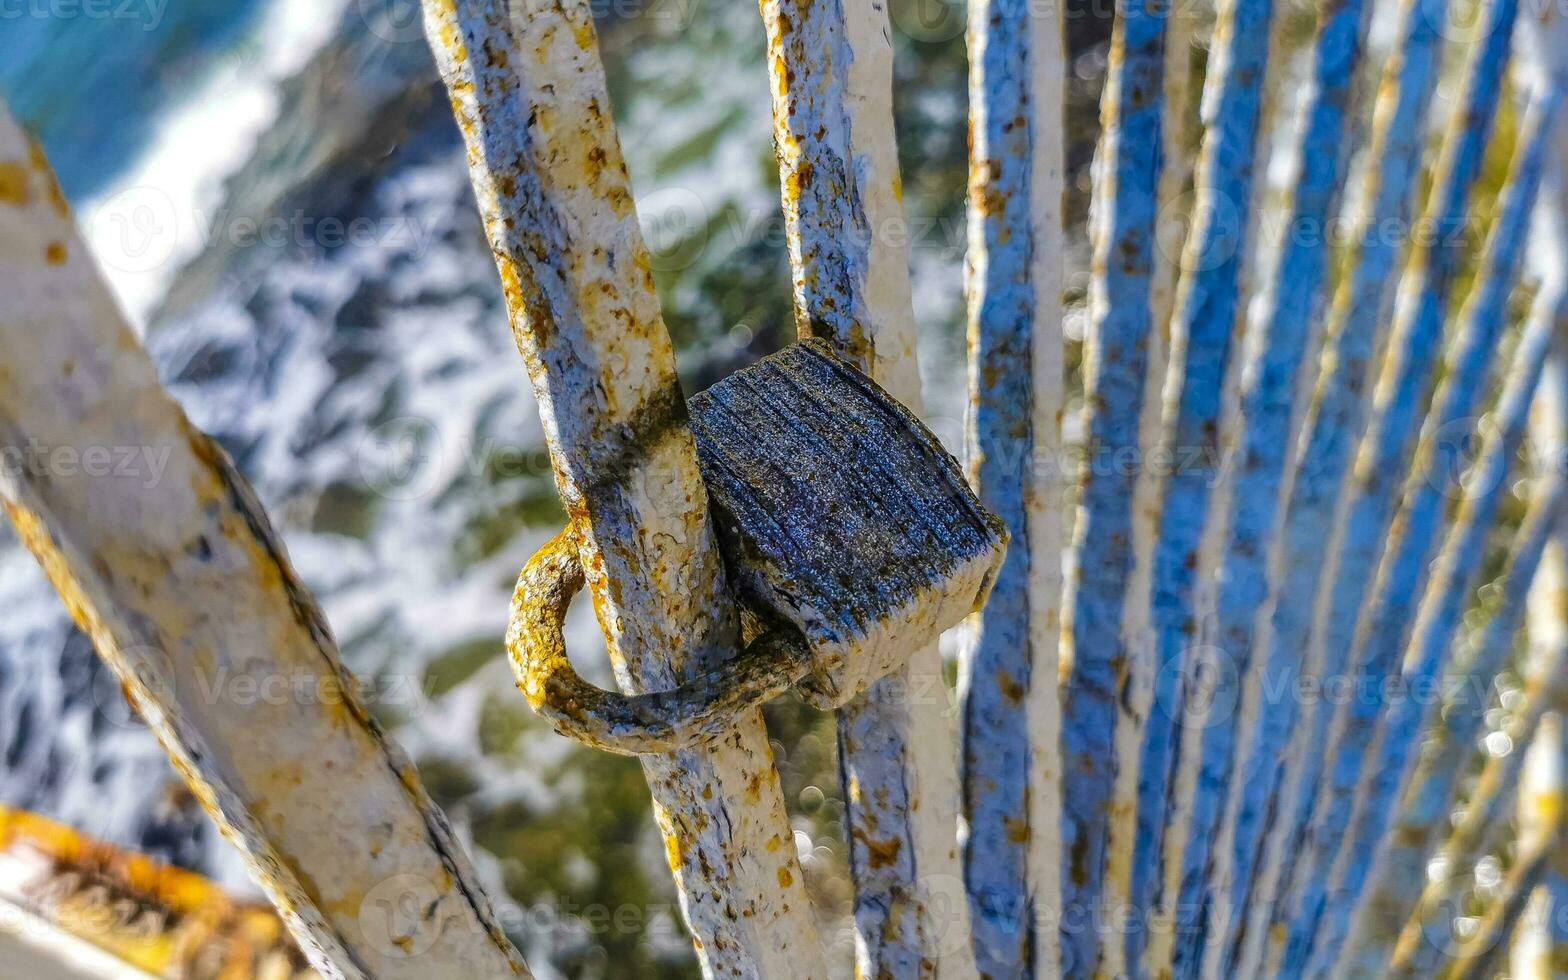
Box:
776;866;793;888
46;241;67;265
0;161;30;206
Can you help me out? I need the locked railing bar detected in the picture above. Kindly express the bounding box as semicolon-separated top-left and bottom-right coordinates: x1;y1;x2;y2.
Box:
0;103;529;980
1055;0;1168;970
959;0;1068;972
755;0;979;974
419;1;826;975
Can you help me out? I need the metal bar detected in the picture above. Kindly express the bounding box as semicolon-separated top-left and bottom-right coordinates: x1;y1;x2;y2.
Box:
755;0;976;974
1330;94;1568;974
1056;0;1168;970
1197;0;1373;969
1269;0;1524;961
1438;831;1556;980
419;2;825;976
1510;713;1568;978
1387;673;1564;978
0;103;529;980
959;0;1067;972
1238;0;1485;963
1121;0;1279;970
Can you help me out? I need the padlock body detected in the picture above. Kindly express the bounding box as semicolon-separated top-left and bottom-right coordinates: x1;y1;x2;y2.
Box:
688;340;1009;709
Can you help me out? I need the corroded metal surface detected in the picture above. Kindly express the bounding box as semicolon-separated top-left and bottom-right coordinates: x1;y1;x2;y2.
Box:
0;806;315;979
420;0;824;975
1191;0;1371;971
1270;1;1523;966
1323;91;1565;977
960;0;1067;970
508;342;1007;750
690;341;1007;709
1055;0;1167;970
1118;0;1277;967
1238;0;1460;962
0;103;528;980
509;530;809;756
757;0;977;972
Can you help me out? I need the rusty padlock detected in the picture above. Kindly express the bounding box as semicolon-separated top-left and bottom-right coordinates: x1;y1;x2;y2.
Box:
508;339;1008;754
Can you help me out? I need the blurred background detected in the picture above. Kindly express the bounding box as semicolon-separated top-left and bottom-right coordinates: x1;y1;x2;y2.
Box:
0;0;1112;975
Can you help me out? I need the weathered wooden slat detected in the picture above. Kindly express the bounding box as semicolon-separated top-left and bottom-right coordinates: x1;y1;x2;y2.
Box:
959;0;1067;969
419;2;825;975
1239;0;1484;963
1056;0;1168;970
1123;0;1279;970
755;0;977;973
1189;0;1371;971
0;103;529;980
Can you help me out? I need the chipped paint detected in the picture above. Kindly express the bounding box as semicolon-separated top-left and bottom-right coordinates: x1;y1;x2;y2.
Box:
0;101;529;980
420;1;824;975
959;0;1067;971
756;0;977;973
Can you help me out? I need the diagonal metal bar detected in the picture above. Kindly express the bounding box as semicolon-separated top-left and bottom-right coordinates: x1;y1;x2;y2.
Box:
1328;92;1568;975
1240;0;1498;963
1232;0;1458;960
0;103;529;980
1269;1;1524;962
755;0;977;974
959;0;1067;973
1056;0;1169;971
1189;0;1373;971
420;2;825;975
1437;825;1558;980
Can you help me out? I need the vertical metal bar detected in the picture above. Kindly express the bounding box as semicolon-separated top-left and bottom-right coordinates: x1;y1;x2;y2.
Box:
960;0;1067;973
0;103;529;980
1056;0;1168;970
1510;713;1568;978
1187;0;1371;971
755;0;977;975
420;3;826;976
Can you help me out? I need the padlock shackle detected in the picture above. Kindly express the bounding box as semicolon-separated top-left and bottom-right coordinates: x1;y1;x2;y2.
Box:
507;530;812;755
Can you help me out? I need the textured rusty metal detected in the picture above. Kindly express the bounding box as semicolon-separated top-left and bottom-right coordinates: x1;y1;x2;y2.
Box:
1268;1;1523;966
1115;0;1278;968
1325;91;1566;977
0;806;314;979
757;0;977;973
1186;0;1372;972
0;102;529;980
509;530;809;756
509;342;1007;751
959;0;1067;970
421;1;824;975
1056;0;1167;971
1238;0;1473;963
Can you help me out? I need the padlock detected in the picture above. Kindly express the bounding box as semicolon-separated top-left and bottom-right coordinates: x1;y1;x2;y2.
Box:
508;339;1008;754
